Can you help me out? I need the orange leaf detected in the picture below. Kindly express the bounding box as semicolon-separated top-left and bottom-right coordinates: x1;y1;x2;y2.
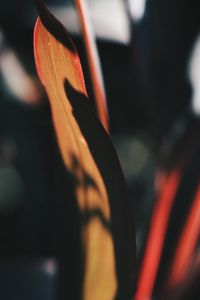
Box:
34;1;136;299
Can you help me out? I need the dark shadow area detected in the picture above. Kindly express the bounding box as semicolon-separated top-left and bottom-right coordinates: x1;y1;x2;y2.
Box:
81;208;111;232
69;153;101;198
64;79;136;299
0;96;83;299
69;153;111;232
0;259;57;300
53;143;83;300
131;0;200;137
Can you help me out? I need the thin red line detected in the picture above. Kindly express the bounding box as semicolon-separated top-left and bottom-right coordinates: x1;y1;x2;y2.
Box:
167;184;200;288
75;0;109;133
33;18;45;85
135;169;181;300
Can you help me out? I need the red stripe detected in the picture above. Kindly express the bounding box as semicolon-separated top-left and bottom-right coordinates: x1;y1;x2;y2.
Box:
167;185;200;288
135;169;181;300
75;0;109;133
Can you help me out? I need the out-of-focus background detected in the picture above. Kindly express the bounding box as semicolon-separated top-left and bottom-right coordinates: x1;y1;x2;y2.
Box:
0;0;200;299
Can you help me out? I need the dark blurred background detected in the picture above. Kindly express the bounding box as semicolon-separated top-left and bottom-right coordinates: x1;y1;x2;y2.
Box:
0;0;200;299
